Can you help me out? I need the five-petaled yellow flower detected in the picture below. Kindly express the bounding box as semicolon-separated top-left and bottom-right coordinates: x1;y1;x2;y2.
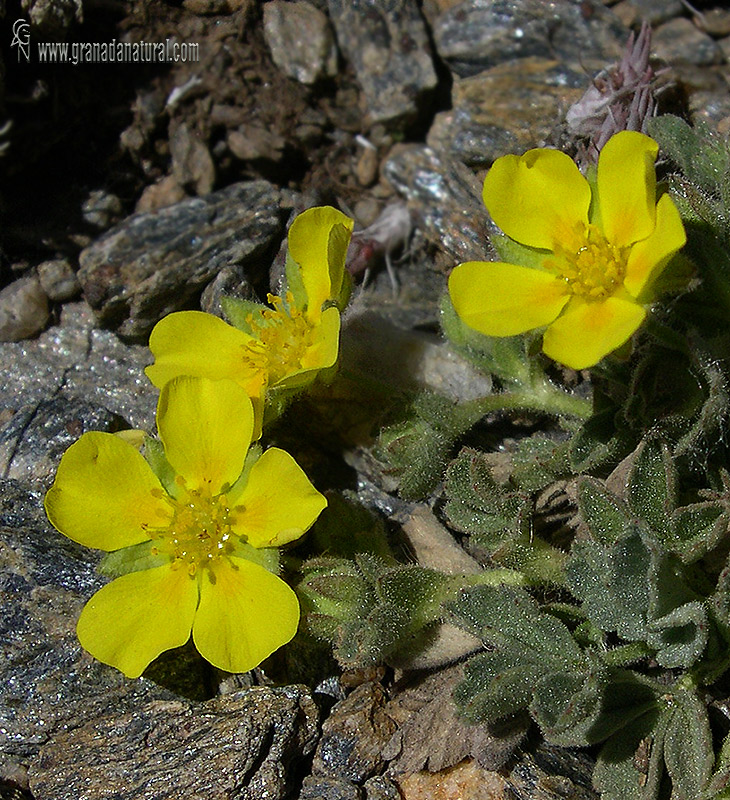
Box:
145;207;354;429
448;131;686;369
45;376;327;678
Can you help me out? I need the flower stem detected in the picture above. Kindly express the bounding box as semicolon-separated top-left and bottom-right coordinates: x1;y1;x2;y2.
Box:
460;381;592;423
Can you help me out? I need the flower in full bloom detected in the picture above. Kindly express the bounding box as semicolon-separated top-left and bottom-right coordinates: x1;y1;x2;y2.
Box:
145;207;354;429
44;376;327;677
448;131;686;369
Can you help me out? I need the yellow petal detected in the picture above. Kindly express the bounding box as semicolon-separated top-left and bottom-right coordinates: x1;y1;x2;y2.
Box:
448;261;570;337
157;377;254;493
542;296;646;369
146;311;262;397
287;207;354;316
77;565;199;678
624;193;687;300
193;557;300;673
597;131;658;248
483;148;591;250
45;431;169;551
274;306;341;391
228;447;327;548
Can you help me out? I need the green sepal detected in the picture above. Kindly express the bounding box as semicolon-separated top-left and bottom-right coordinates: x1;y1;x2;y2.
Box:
142;435;177;497
229;541;280;574
98;540;171;578
284;249;309;311
490;231;549;271
439;293;534;386
220;295;268;334
577;476;631;544
225;443;262;498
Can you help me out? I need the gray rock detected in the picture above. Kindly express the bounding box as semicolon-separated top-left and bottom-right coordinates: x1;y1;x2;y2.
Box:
433;0;626;78
312;683;396;784
699;8;730;38
427;57;588;167
0;303;158;436
29;686;319;800
81;190;124;231
77;181;282;342
364;775;401;799
0;479;175;765
340;310;492;404
300;775;362;800
169;121;216;196
0;274;50;343
263;1;339;85
0;397;123;485
327;0;438;126
36;258;81;302
383;144;496;265
653;18;725;66
21;0;82;36
200;264;259;318
611;0;683;27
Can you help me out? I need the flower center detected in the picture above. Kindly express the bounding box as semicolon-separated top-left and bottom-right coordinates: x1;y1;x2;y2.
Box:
149;481;240;575
546;224;628;300
241;293;316;385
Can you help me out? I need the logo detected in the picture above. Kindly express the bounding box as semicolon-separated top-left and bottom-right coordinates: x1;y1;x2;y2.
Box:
11;19;31;62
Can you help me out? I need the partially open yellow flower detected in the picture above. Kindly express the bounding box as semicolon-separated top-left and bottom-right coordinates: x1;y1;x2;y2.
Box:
145;206;354;429
44;376;327;677
448;131;686;369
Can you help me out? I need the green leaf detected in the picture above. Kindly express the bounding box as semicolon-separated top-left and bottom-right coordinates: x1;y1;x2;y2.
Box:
443;448;529;551
666;502;729;562
663;687;713;800
647;115;729;195
594;709;665;800
531;663;659;748
509;434;571;493
626;438;676;533
569;407;636;473
448;584;583;665
577;477;631;544
566;525;651;641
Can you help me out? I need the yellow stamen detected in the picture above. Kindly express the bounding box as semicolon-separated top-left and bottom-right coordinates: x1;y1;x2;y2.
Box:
240;292;316;385
146;486;242;573
545;224;628;300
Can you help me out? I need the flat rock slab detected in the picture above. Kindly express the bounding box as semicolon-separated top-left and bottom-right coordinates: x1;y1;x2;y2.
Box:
328;0;438;126
433;0;626;78
78;181;282;342
427;58;589;166
383;144;496;266
0;303;158;485
29;686;319;800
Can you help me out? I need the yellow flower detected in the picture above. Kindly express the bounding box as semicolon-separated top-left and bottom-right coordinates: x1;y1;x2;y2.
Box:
448;131;686;369
145;206;354;428
44;376;327;678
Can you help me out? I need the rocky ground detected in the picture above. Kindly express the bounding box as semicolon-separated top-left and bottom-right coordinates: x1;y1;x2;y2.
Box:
2;0;730;798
